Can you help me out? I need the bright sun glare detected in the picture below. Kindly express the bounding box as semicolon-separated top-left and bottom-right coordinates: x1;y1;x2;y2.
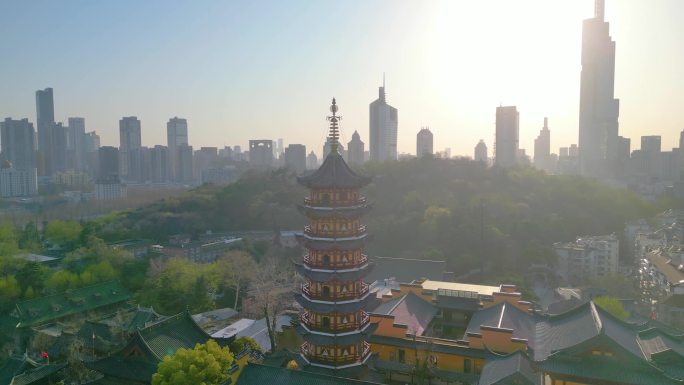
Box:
424;1;588;128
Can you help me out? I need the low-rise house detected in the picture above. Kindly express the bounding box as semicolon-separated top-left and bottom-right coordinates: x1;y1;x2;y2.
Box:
107;239;153;258
553;234;619;285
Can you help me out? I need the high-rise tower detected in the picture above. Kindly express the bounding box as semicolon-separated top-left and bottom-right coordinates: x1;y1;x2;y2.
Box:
474;140;488;163
534;117;551;171
347;131;365;165
495;106;519;168
0;118;36;170
578;0;619;178
35;88;55;176
167;117;188;182
369;76;398;162
119;116;142;180
296;98;376;370
416;127;433;157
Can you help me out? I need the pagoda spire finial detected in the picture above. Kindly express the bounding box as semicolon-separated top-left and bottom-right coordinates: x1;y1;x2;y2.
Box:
327;97;341;154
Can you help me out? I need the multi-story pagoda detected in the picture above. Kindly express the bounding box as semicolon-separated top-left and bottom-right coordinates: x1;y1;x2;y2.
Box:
295;98;376;371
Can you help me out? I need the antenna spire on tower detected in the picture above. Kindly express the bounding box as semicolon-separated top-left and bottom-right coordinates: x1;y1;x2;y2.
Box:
595;0;605;20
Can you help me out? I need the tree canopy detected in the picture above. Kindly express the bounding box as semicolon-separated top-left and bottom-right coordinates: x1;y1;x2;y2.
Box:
594;296;630;321
96;158;656;280
151;340;234;385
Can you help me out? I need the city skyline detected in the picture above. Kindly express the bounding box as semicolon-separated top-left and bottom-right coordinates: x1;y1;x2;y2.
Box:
1;0;683;157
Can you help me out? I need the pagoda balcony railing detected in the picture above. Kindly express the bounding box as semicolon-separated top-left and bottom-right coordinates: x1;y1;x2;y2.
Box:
304;196;366;207
301;281;369;301
300;310;370;333
300;341;370;366
360;341;370;359
304;225;367;238
303;253;368;268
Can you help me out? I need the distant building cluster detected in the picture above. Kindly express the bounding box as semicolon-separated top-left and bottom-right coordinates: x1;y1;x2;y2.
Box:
553;234;619;285
3;0;682;207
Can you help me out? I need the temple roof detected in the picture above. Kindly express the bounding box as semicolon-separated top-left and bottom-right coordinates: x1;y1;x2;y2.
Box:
297;152;371;189
0;356;37;385
136;311;229;359
298;323;378;346
459;299;684;382
298;235;367;250
465;302;534;343
125;306;163;331
297;203;372;219
236;363;383;385
9;363;66;385
295;293;379;314
478;351;541;385
86;311;233;383
13;280;131;328
370;292;437;337
294;262;374;282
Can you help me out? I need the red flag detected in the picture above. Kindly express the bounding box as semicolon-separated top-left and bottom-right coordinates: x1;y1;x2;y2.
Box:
41;351;48;359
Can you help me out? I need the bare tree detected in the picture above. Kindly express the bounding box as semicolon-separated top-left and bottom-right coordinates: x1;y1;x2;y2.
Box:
216;251;257;310
248;257;292;352
61;338;99;384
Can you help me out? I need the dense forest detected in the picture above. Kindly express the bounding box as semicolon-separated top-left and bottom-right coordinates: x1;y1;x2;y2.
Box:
93;157;656;276
0;157;669;351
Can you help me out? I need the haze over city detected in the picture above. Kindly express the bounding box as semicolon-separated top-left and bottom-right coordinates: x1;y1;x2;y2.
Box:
6;1;684;384
2;0;683;156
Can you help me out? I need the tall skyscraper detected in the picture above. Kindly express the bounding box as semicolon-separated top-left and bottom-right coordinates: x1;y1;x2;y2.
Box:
641;135;662;178
84;131;101;178
177;144;194;184
578;0;620;178
150;145;169;183
277;138;284;158
67;117;86;171
347;130;365;165
119;116;142;180
167;117;188;182
0;118;36;170
416;127;433;157
534;117;551;171
98;146;120;182
306;151;318;170
495;106;519;168
51;122;68;174
35;88;55;176
369;77;398;161
284;144;306;173
474;140;488;163
194;147;218;180
249;140;274;169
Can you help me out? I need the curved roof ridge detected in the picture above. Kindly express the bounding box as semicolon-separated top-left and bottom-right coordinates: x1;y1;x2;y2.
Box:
374;256;445;263
388;294;408;314
589;302;603;334
297;151;371;189
133;329;162;360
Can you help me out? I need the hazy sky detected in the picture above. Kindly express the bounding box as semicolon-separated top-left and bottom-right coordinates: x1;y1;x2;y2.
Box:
1;0;683;157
